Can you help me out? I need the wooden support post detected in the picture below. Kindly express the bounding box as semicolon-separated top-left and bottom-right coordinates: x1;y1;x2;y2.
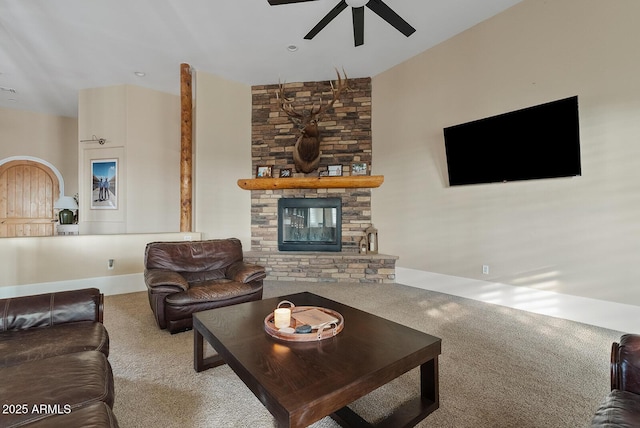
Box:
180;63;193;232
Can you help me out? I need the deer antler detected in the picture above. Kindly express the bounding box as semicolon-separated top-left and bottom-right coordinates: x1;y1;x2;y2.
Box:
313;68;349;118
276;81;303;120
276;68;349;124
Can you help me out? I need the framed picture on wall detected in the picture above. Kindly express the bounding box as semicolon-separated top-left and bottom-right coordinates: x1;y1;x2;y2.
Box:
91;159;118;209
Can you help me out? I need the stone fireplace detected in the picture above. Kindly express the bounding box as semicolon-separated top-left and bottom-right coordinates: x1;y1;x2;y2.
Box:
243;76;397;283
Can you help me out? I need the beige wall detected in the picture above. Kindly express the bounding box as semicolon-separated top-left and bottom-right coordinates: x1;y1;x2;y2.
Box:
1;74;249;296
0;232;199;287
0;107;78;196
372;0;640;305
0;232;201;298
78;85;181;234
194;71;252;247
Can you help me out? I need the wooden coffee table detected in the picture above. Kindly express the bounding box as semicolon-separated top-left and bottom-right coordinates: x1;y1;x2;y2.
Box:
193;292;441;428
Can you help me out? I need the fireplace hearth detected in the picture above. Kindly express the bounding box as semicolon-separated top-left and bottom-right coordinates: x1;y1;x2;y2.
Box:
278;198;342;252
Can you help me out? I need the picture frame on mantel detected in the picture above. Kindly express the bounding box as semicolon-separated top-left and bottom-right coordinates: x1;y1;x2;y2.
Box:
351;162;368;176
279;168;292;178
328;165;343;177
256;165;273;178
91;159;117;210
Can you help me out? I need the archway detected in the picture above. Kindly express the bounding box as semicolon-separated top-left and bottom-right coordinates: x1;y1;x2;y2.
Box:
0;157;63;237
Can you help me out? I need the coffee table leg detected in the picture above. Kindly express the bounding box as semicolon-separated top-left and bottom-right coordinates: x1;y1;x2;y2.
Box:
421;355;439;405
194;325;226;372
330;356;439;428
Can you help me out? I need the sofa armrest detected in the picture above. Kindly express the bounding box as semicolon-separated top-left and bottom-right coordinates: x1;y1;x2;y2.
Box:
0;288;103;331
611;334;640;394
226;261;266;283
144;269;189;292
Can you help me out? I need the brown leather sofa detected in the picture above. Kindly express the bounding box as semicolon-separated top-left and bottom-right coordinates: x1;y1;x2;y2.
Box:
0;288;118;427
144;238;266;333
591;334;640;427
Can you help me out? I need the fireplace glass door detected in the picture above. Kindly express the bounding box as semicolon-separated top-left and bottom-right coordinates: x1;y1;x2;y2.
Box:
278;198;342;251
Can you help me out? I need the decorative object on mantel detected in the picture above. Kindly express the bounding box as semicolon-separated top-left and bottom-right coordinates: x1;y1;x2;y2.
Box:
328;165;343;176
352;162;367;175
359;234;368;254
279;168;292;178
54;196;78;224
237;175;384;190
365;224;378;254
264;300;344;342
276;69;349;173
256;165;273;178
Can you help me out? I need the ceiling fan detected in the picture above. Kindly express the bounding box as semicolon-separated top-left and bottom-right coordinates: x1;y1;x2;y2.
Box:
268;0;416;47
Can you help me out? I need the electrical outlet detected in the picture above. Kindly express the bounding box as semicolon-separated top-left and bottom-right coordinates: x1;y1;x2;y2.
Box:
183;235;193;241
108;259;114;270
482;265;489;275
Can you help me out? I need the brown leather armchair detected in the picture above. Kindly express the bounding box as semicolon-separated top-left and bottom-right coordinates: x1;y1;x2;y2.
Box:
144;238;266;333
591;334;640;426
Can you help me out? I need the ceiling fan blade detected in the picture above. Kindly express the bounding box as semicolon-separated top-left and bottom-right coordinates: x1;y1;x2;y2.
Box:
304;0;348;40
352;7;365;46
268;0;319;5
366;0;416;37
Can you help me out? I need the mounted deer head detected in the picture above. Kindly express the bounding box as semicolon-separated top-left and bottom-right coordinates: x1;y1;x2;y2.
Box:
277;69;349;173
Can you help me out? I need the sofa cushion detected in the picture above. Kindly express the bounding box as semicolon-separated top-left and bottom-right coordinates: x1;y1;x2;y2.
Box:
20;402;119;428
144;239;243;274
618;334;640;394
0;351;114;427
591;389;640;427
165;279;261;306
0;321;109;368
0;288;102;331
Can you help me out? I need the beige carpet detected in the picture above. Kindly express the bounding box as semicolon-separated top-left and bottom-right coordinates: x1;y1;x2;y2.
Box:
103;281;621;427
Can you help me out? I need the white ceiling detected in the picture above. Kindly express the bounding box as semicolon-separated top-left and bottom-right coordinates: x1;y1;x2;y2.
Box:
0;0;522;118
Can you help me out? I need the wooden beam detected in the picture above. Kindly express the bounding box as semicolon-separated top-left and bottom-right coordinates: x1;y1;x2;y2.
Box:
237;175;384;190
180;63;193;232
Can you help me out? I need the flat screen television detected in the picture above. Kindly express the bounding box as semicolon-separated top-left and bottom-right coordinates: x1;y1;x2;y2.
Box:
443;96;581;186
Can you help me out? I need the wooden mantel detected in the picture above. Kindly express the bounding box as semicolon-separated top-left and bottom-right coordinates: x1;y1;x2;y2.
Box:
237;175;384;190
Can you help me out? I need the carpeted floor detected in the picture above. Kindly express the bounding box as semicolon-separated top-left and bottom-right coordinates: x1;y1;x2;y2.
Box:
103;280;621;427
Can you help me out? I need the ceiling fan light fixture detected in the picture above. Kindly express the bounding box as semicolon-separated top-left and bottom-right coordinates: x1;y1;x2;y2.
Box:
345;0;369;7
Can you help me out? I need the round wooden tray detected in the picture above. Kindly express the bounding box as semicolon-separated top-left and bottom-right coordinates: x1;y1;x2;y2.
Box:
264;306;344;342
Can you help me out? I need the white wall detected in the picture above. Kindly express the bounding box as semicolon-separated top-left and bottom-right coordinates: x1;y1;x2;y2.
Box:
372;0;640;305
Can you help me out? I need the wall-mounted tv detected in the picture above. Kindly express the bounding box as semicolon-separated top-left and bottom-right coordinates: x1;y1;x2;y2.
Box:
443;96;581;186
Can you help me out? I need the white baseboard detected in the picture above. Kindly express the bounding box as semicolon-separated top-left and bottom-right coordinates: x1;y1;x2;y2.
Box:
0;273;146;299
396;267;640;334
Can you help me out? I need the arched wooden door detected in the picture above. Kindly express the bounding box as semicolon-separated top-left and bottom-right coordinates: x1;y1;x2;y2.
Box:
0;160;59;237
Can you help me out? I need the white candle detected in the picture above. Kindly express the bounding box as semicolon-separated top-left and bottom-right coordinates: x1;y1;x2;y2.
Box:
274;308;291;329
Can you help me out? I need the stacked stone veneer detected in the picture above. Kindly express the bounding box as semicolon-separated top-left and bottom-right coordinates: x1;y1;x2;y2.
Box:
248;76;397;283
244;251;398;284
